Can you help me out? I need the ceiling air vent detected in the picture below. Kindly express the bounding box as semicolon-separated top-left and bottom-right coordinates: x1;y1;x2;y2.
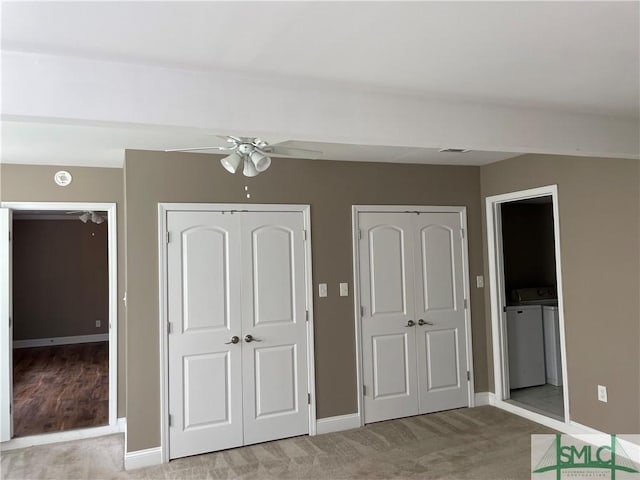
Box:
439;148;470;153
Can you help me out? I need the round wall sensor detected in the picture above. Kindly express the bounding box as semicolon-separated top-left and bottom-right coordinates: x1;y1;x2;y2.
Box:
54;170;73;187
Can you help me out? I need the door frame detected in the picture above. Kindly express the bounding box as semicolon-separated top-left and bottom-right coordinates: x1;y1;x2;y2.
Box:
351;205;475;427
485;185;571;427
0;201;119;442
158;203;317;464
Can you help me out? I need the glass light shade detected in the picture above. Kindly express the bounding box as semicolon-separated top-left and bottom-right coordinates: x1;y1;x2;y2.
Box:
220;152;242;174
243;157;259;177
79;212;91;223
92;212;105;224
250;151;271;172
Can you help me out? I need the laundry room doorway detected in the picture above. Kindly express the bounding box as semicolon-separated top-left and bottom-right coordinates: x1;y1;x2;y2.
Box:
486;185;570;426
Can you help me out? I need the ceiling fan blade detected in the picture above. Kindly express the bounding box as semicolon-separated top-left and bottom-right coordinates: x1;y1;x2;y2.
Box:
260;145;322;159
215;135;240;144
164;146;234;153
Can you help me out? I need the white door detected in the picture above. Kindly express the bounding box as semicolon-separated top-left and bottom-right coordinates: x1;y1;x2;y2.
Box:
168;211;244;459
413;213;469;413
240;212;309;445
359;209;471;424
167;209;310;459
0;208;13;442
359;212;419;423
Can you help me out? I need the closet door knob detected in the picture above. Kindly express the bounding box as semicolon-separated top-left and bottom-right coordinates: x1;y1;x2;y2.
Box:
406;320;416;327
418;319;434;326
244;334;262;343
225;336;240;344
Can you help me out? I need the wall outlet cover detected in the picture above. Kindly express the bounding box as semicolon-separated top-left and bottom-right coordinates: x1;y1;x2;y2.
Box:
597;384;607;403
318;283;328;298
339;283;349;297
96;320;101;328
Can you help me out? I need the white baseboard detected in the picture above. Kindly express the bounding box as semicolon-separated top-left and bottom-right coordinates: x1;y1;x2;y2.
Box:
13;333;109;349
316;413;361;435
124;446;163;470
0;417;126;451
473;392;496;406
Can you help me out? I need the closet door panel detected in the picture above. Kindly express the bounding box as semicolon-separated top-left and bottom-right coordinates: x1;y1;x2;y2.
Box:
414;213;469;414
167;211;243;459
241;212;309;445
359;212;419;424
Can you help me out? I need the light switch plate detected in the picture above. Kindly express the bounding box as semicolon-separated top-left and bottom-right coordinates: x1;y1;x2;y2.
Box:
339;283;349;297
319;283;328;298
96;320;101;328
476;275;484;288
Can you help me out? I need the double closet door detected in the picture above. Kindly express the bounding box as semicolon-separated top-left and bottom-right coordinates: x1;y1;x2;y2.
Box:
358;210;470;424
167;210;310;459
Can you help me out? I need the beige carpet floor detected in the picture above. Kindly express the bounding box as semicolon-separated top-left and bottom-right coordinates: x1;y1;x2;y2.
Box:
1;406;555;479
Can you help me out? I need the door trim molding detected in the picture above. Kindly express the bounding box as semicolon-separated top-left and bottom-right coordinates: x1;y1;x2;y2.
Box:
0;201;118;440
316;413;361;435
351;205;475;427
157;203;316;464
485;185;571;424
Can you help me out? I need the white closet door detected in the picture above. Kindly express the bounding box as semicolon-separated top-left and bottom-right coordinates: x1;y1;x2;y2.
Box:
359;212;419;424
168;211;243;459
240;212;309;445
413;212;469;413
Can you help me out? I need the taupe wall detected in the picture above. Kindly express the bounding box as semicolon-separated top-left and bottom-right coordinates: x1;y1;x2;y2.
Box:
0;164;126;417
124;150;487;452
480;154;640;434
13;220;108;340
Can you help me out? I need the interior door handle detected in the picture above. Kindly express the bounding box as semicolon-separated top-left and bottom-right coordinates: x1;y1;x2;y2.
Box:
244;334;262;343
418;319;434;326
225;336;240;344
406;320;416;327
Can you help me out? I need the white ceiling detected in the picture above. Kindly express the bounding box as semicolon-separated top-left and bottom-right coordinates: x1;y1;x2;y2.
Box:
1;1;638;167
1;121;520;168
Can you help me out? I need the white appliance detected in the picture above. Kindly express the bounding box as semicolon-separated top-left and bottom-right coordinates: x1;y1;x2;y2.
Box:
506;305;546;389
542;306;563;386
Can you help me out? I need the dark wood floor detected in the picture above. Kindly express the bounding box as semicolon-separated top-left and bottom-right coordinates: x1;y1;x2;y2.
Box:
12;342;109;437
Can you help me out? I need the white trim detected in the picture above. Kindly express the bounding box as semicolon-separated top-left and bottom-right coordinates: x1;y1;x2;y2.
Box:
473;392;495;406
13;334;109;349
157;202;317;463
316;413;361;435
351;205;475;426
0;417;126;452
485;185;571;425
0;208;12;442
0;201;119;431
124;446;163;471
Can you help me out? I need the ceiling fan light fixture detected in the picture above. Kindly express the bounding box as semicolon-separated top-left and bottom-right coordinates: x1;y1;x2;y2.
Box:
250;151;271;172
91;212;105;224
220;152;242;173
243;157;259;177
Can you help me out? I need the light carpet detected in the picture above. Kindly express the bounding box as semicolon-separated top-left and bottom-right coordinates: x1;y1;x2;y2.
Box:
1;406;555;479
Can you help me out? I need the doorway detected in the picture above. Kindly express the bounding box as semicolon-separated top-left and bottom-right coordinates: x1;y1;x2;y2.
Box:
486;185;570;426
0;202;118;444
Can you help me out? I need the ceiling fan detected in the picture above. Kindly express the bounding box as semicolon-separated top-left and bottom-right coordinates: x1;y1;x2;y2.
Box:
66;210;106;224
165;136;322;177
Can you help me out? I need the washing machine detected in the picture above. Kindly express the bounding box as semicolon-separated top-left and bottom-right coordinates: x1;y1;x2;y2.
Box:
506;305;546;389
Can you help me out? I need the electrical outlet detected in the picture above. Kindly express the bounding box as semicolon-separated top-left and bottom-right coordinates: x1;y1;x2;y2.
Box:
318;283;328;298
476;275;484;288
597;385;608;403
96;320;101;328
339;283;349;297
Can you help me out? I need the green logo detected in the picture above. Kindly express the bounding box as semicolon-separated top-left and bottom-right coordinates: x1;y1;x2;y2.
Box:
532;434;640;479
